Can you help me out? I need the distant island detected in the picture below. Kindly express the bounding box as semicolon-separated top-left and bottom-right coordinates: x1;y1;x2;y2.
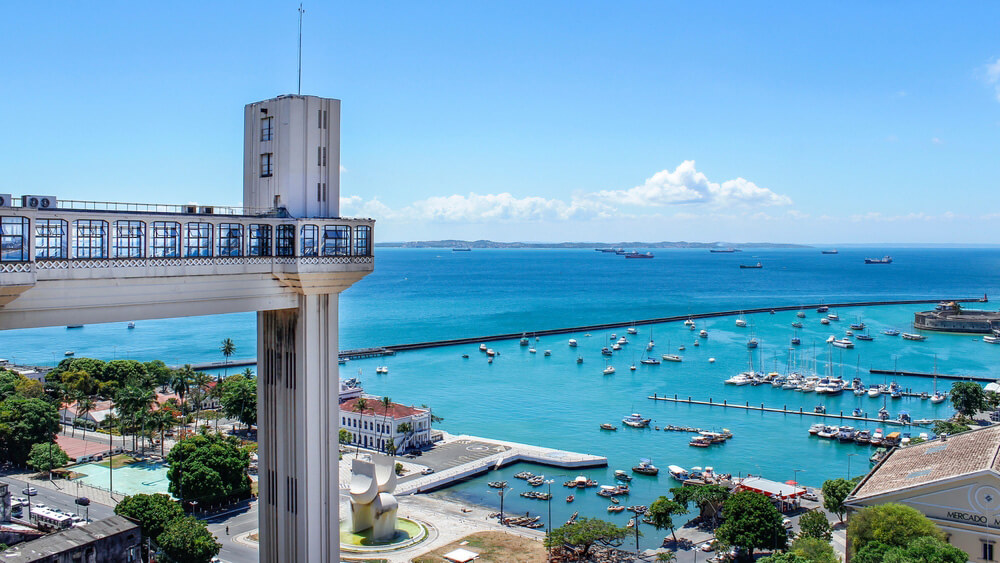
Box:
376;239;811;249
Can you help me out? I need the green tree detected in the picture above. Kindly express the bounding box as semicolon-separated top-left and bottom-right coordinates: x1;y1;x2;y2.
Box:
169;366;195;421
114;384;155;452
339;428;353;444
0;397;60;463
378;396;392;453
76;395;95;441
789;537;837;563
13;377;45;399
156;515;221;563
950;381;987;417
646;496;687;544
220;338;236;376
933;417;972;436
115;493;184;541
27;442;70;475
105;360;151;389
797;509;832;541
60;370;100;398
544;517;629;560
353;397;368;458
670;484;729;526
144;360;173;389
847;503;946;558
218;374;256;432
821;478;854;522
166;432;250;505
715;491;787;560
758;553;805;563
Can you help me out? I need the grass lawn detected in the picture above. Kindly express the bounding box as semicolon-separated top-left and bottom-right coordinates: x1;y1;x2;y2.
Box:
413;531;546;563
94;454;138;469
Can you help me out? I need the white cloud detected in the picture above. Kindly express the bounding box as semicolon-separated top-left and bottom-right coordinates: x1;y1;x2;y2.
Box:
985;58;1000;101
340;164;347;173
593;160;791;208
340;192;613;223
932;137;943;145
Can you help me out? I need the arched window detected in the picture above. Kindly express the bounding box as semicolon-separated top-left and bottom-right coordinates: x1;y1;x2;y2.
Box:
322;225;351;256
184;223;212;257
114;220;145;258
217;223;243;257
151;222;181;257
73;220;108;259
0;217;30;262
354;225;372;257
300;225;318;256
34;218;67;259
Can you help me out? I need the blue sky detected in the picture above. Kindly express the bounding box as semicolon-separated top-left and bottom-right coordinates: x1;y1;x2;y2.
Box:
3;2;1000;243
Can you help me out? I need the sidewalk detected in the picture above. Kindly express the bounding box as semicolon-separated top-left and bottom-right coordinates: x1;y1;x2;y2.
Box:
7;470;118;508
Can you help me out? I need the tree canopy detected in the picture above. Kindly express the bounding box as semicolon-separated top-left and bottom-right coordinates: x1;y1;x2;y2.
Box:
853;536;966;563
715;491;787;559
646;496;687;543
114;493;184;541
670;483;729;525
821;478;855;522
156;515;221;563
950;381;987;417
166;432;251;504
545;517;629;560
0;396;60;463
218;374;256;429
797;509;832;541
847;503;946;558
27;442;70;474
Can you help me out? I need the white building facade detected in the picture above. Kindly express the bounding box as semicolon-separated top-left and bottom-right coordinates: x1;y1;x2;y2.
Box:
339;397;432;453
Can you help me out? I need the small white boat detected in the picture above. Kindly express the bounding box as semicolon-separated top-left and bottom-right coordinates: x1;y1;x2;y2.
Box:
901;333;926;341
486;348;496;356
832;338;854;349
699;330;708;338
708;357;716;363
725;373;752;385
479;343;488;351
646;342;654;351
678;345;686;351
612;343;622;351
808;423;825;435
826;335;835;343
684;319;695;326
661;354;682;362
630;363;636;371
797;311;806;318
930;392;946;404
622;413;651;428
627;327;638;335
529;347;537;353
985;335;1000;344
603;365;616;375
127;321;135;329
667;465;689;480
544;350;552;356
568;338;578;347
617;336;628;345
376;366;388;374
827;312;840;321
735;314;748;328
867;385;881;398
64;350;75;356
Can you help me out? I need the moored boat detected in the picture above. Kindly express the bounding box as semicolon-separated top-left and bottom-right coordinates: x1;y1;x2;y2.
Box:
631;459;659;476
600;423;617;431
901;332;926;341
622;413;651;428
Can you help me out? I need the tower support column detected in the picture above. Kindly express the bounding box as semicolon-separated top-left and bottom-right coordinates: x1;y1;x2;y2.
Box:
258;292;341;562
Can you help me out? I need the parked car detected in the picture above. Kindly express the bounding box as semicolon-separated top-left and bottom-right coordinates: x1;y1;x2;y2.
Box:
420;467;434;475
801;491;818;501
22;487;37;496
782;518;793;528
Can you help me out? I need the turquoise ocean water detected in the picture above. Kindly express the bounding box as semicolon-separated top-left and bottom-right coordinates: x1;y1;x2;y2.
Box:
5;247;1000;546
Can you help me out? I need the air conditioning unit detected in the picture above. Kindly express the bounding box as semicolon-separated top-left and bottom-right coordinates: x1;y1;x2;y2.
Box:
0;194;11;207
183;205;198;214
22;195;57;209
199;206;215;214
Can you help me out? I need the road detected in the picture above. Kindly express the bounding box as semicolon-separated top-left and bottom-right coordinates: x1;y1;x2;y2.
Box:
205;502;260;563
4;474;115;523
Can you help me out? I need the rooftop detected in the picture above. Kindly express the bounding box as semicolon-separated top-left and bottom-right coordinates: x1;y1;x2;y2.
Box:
340;397;428;420
0;515;138;562
849;424;1000;501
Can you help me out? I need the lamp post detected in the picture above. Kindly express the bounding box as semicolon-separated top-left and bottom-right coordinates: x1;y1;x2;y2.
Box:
846;453;858;480
544;479;554;561
498;486;508;526
792;468;805;509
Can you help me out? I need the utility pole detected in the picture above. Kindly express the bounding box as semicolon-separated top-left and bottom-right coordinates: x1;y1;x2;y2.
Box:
544;479;554;561
297;4;305;95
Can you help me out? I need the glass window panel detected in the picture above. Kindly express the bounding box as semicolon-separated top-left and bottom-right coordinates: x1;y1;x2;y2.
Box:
0;217;30;262
276;225;295;257
249;224;272;257
217;223;243;257
113;220;144;258
184;223;213;257
322;225;351;256
34;219;67;259
151;221;180;257
72;220;108;259
300;225;318;257
354;225;371;257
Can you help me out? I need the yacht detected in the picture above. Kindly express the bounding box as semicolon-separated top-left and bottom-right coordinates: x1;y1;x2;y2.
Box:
64;350;75;356
667;465;689;480
617;336;628;345
479;343;488;351
808;423;825;435
797;311;807;318
576;356;584;364
985;335;1000;344
827;312;840;321
661;354;682;362
603;365;616;375
854;430;871;444
735;313;748;327
746;338;758;349
883;328;901;336
699;330;708;338
901;333;926;341
601;347;612;356
640;357;660;365
486;348;496;357
646;341;655;351
816;306;829;313
930;392;946;404
375;366;389;374
791;321;803;329
627;326;638;335
725;373;753;386
856;333;874;341
817;425;837;439
568;338;578;347
544;350;552;356
837;426;856;443
850;322;866;331
832;338;854;349
520;334;529;346
631;459;659;475
820;318;830;325
622;413;651;428
791;337;801;346
684;318;695;327
612;343;622;351
529;347;537;354
615;470;633;482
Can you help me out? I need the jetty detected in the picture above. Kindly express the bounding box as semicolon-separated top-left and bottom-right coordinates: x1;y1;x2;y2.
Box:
869;369;993;382
647;394;936;426
394;434;606;495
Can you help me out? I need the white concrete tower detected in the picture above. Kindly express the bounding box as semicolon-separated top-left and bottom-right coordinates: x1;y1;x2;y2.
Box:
244;95;341;218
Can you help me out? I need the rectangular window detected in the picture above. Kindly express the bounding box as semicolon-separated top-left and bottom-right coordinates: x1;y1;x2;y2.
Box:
317;146;321;166
322;183;327;202
260;153;273;177
260;117;273;141
354;225;371;257
0;217;30;262
324;110;328;129
184;222;212;257
151;221;181;257
217;223;243;257
322;146;327;166
317;183;322;202
249;224;272;256
322;225;350;256
275;225;295;256
34;219;67;259
72;220;108;259
985;542;995;561
318;109;323;128
300;225;318;256
113;220;145;258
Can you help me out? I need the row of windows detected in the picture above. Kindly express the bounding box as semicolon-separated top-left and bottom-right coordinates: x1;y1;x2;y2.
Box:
0;217;371;261
341;417;396;434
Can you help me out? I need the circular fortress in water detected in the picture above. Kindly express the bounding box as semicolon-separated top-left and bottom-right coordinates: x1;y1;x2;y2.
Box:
914;301;1000;333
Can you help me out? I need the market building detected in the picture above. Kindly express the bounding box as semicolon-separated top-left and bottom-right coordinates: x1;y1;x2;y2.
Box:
339;397;433;453
846;425;1000;562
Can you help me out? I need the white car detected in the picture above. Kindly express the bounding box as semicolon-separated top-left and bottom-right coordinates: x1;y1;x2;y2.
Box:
782;518;793;528
22;487;37;496
420;467;434;475
801;491;818;501
700;542;715;552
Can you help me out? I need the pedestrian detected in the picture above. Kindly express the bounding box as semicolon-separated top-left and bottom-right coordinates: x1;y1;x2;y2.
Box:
225;525;229;535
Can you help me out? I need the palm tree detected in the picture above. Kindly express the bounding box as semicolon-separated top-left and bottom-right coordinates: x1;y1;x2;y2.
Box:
169;366;195;430
217;339;236;432
378;396;392;454
77;395;95;442
352;397;368;458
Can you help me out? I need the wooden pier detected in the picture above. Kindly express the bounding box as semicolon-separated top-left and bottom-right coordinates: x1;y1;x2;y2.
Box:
647;393;935;425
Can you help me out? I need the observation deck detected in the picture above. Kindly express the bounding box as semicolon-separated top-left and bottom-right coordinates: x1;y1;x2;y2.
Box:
0;198;374;329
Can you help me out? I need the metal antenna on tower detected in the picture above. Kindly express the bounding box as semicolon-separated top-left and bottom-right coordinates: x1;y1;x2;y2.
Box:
297;3;305;95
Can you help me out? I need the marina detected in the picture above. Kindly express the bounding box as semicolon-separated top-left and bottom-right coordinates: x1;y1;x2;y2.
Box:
646;394;936;425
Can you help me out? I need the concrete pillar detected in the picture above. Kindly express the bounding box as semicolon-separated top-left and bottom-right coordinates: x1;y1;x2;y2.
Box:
258;292;340;562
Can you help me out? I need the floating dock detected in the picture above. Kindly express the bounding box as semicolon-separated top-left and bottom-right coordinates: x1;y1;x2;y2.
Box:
647;394;935;426
868;369;993;382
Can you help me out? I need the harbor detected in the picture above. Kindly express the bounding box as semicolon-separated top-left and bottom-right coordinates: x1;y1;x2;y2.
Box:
646;394;936;425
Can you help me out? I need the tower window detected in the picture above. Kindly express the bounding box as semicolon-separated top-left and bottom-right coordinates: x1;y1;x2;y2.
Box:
354;225;372;257
300;225;318;256
261;117;273;141
260;153;273;177
322;225;350;256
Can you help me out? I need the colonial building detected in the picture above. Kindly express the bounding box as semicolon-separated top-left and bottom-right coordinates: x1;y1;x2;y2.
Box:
339;397;432;453
846;425;1000;562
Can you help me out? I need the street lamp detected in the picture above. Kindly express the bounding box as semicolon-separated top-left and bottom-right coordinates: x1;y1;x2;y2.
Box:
544;479;554;561
846;453;858;480
792;468;805;486
498;486;508;526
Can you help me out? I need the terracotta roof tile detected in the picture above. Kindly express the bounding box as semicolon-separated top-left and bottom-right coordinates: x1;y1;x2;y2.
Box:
339;397;427;420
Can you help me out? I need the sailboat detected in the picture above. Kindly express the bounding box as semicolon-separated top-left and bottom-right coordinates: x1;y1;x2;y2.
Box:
930;355;946;404
647;328;655;351
735;312;748;327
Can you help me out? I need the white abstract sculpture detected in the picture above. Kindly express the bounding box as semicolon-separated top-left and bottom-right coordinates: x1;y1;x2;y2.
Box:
349;454;399;541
